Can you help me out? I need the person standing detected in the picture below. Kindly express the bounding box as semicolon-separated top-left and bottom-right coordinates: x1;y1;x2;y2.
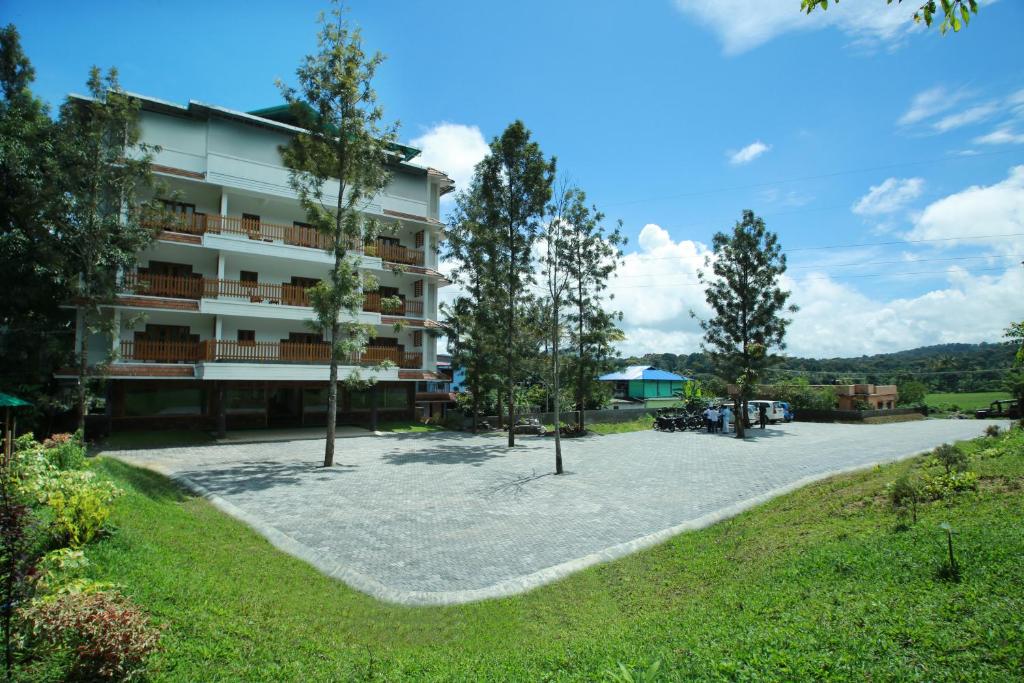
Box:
759;403;768;429
708;405;720;433
721;404;732;434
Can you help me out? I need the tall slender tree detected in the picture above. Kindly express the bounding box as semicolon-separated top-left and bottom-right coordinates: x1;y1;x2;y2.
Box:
693;209;797;438
0;26;69;417
443;176;502;432
563;198;625;431
477;121;555;447
278;2;398;467
54;68;158;434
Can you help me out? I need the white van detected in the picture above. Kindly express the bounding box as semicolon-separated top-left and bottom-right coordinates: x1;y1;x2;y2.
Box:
747;400;786;424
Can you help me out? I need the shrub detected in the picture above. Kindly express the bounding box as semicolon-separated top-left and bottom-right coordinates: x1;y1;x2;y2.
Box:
22;590;162;681
41;471;122;547
985;425;1001;438
921;470;978;500
43;433;86;471
887;474;920;524
932;443;968;475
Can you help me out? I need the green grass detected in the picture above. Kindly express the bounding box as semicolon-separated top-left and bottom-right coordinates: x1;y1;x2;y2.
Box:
926;391;1012;413
376;420;446;433
587;414;655;435
98;429;216;450
81;430;1024;681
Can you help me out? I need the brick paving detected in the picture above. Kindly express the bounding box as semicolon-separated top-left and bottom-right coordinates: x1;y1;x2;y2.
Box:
108;419;1006;604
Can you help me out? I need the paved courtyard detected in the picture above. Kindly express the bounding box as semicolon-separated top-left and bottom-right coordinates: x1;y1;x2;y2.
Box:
109;419;1006;605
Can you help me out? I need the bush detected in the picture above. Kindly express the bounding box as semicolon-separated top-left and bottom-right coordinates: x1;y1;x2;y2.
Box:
41;471;122;547
932;443;968;475
985;425;1000;438
22;590;161;681
921;470;978;500
43;433;87;471
886;474;919;524
897;381;928;406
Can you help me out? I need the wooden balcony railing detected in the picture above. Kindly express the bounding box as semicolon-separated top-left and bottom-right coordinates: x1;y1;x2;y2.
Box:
361;293;424;317
186;340;423;368
120;340;202;363
145;213;426;265
121;274;425;317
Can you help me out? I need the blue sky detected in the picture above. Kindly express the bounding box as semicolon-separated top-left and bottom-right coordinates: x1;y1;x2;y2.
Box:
7;0;1024;358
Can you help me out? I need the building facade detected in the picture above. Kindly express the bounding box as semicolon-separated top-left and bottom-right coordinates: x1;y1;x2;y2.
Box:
598;366;690;409
61;95;452;431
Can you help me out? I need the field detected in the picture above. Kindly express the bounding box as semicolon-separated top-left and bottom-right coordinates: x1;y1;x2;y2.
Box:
926;391;1012;413
72;428;1024;681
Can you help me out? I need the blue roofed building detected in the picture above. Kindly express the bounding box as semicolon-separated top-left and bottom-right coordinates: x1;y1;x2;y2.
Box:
598;366;691;408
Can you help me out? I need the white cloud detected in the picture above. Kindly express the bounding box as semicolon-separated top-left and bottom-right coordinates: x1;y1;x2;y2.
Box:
973;126;1024;145
409;122;489;202
728;140;771;165
673;0;916;55
906;165;1024;254
852;177;925;215
931;102;999;133
898;86;969;126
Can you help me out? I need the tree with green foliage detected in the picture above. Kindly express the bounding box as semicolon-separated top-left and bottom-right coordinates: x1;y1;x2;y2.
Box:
278;2;398;467
1004;321;1024;405
54;69;159;434
443;175;504;432
561;192;624;432
801;0;979;34
476;121;556;447
0;26;71;422
897;380;928;406
693;210;797;438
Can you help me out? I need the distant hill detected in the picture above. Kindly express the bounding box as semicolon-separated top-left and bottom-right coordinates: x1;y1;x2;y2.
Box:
619;342;1015;393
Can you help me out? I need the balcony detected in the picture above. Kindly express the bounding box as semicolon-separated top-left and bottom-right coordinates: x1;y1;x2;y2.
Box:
144;214;425;265
119;339;422;369
120;273;424;317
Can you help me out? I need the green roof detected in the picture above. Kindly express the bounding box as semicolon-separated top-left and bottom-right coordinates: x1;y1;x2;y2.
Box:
0;392;31;408
247;104;421;162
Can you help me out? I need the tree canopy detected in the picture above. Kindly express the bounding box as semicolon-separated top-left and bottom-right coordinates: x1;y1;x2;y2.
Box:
801;0;979;35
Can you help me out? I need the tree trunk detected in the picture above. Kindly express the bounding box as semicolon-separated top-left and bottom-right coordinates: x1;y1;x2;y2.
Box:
734;396;745;439
553;317;563;474
496;391;504;430
324;322;339;467
576;287;586;431
76;310;88;436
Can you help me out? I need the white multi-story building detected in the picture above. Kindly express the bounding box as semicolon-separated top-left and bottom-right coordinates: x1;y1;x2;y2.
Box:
64;94;452;431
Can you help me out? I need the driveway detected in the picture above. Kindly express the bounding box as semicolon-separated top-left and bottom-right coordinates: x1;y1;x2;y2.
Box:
108;419;1006;605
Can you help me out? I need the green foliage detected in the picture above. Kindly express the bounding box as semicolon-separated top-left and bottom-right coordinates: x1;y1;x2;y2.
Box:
40;470;122;547
694;210;796;437
886;474;919;525
605;658;663;682
42;432;86;470
921;470;978;500
22;589;162;681
277;2;398;466
897;380;928;406
932;442;968;474
801;0;979;35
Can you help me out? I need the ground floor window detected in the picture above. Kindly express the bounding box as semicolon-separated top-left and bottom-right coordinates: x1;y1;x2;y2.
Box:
123;383;202;417
303;387;328;413
226;386;265;414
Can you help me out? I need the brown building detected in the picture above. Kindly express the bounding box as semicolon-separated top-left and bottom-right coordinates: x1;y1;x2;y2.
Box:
825;384;898;411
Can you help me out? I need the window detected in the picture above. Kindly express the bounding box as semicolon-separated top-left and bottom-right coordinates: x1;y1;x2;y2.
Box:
415;230;424;248
413;279;423;298
237;330;255;345
372;337;398;347
286;332;322;344
123;383;202;417
413;331;423;348
240;271;258;283
382;386;408;410
138;324;195;343
225;385;265;414
144;261;195;278
290;276;319;289
303;387;329;413
377;236;400;247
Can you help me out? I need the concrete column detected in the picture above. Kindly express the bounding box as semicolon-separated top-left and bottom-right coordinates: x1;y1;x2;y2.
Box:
220;191;228;217
110;309;121;357
217;252;225;279
214;315;223;340
370;384;379;431
423;229;433;269
216;382;226;438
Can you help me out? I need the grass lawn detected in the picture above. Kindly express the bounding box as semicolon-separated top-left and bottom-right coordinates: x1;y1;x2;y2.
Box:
926;392;1012;413
587;414;655;435
84;430;1024;681
376;420;446;433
